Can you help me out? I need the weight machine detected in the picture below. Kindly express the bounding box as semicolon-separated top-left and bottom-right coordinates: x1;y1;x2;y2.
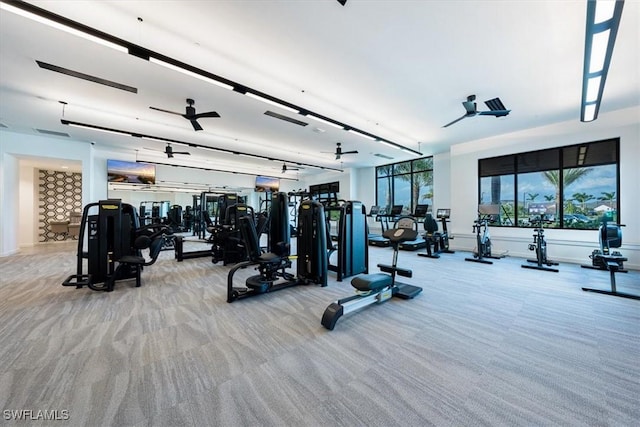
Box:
227;193;328;302
62;199;168;292
325;200;369;281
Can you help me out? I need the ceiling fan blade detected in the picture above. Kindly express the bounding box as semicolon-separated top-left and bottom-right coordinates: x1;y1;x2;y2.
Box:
190;120;203;131
149;106;183;116
335;154;341;160
193;111;220;119
174;151;191;155
478;109;511;117
443;115;468;128
342;150;358;155
167;152;174;158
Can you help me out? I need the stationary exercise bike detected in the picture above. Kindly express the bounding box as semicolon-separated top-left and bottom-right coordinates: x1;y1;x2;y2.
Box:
521;215;559;272
321;227;423;330
419;208;455;258
465;213;502;264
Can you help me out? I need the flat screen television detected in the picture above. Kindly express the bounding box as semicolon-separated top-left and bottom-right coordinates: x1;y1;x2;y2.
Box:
255;175;280;192
107;159;156;184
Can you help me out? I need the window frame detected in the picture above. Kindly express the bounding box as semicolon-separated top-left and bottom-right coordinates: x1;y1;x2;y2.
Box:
477;138;620;229
375;157;434;215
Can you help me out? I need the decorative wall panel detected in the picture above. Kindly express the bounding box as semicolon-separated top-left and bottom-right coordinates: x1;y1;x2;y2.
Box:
38;169;82;242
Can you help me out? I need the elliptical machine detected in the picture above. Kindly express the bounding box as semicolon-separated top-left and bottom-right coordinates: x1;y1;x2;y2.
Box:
321;227;422;330
465;207;503;264
521;215;559;272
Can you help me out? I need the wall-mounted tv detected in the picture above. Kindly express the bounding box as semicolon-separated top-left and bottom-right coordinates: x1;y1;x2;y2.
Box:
107;159;156;184
255;175;280;192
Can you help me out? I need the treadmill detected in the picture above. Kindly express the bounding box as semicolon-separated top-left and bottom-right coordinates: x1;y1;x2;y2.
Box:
367;206;390;247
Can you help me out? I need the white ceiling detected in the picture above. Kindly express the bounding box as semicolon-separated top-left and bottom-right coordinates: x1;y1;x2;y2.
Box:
1;0;638;178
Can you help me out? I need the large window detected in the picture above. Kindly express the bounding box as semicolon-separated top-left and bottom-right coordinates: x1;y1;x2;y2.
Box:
376;157;433;214
478;138;619;229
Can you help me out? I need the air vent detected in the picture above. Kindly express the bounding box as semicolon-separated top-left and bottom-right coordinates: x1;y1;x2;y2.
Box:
36;128;70;137
374;153;394;160
36;60;138;93
264;110;308;127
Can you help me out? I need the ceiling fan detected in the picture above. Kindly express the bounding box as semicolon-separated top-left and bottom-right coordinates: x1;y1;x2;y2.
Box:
325;142;358;160
443;95;511;128
149;143;190;158
149;98;220;131
282;163;303;173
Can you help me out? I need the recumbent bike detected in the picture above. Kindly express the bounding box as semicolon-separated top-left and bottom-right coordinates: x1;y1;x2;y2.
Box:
321;226;423;330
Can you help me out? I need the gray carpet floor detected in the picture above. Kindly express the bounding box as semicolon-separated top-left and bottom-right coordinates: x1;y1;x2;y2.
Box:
0;240;638;426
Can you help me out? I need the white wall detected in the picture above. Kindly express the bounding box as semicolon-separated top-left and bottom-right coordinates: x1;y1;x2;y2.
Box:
433;151;451;213
354;166;375;210
448;106;640;268
17;166;36;247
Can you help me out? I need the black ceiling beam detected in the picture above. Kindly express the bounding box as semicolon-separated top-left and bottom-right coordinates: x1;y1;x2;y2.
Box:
60;119;343;172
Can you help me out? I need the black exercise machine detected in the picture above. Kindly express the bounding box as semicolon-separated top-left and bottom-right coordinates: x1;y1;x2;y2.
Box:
581;219;627;273
521;215;559;272
297;199;329;286
321;227;423;330
398;205;428;251
369;205;403;247
418;208;455;258
465;206;504;264
366;205;390;247
212;203;254;265
227;193;328;302
582;221;637;300
62;199;167;292
326;200;369;281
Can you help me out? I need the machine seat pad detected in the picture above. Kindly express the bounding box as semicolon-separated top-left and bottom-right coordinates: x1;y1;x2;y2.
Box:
351;273;392;292
258;252;281;263
118;255;145;264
